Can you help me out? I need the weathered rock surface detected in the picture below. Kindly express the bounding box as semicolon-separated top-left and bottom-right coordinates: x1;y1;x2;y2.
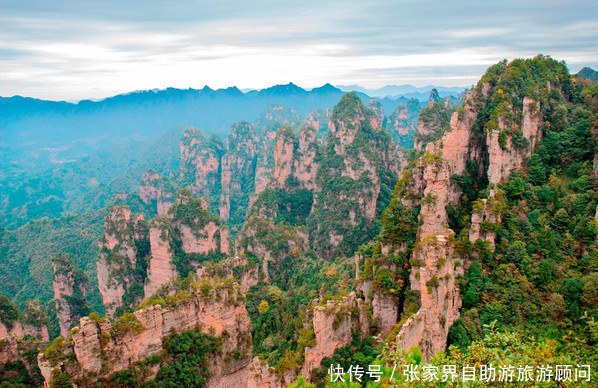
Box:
143;189;230;297
390;78;547;360
98;206;148;317
52;254;88;338
38;280;254;387
219;122;259;222
385;98;421;148
368;98;385;123
140;170;175;215
144;220;177;297
178;128;224;203
301;292;369;378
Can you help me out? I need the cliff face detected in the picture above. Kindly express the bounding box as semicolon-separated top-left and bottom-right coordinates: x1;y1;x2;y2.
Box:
144;219;177;297
0;303;49;343
368;98;385;123
301;292;369;379
51;253;89;338
0;333;46;386
145;189;230;297
373;69;549;360
38;279;254;387
270;126;319;190
100;189;231;306
385;98;421;148
140;170;176;215
98;206;149;317
305;109;331;140
309;93;400;258
219;122;259;222
178;128;224;205
393;154;464;359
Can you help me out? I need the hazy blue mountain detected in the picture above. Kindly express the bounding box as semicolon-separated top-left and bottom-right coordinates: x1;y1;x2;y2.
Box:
0;84;417;178
577;66;598;82
1;84;341;177
336;84;466;99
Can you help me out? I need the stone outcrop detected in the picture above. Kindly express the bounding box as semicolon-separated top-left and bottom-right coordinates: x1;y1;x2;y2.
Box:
219;122;259;222
270;126;319;191
371;292;399;337
51;253;88;338
98;206;148;317
144;219;177;297
301;292;369;379
38;278;254;387
308;93;400;258
368;98;385;123
176;105;332;233
247;357;289;388
394;155;464;360
386;72;547;360
178;128;224;203
251;152;274;206
385;98;421;148
237;93;403;285
145;189;230;297
486;96;541;184
140;170;175;215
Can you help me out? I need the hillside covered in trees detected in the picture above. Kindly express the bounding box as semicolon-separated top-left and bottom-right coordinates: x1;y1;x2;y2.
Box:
0;56;597;387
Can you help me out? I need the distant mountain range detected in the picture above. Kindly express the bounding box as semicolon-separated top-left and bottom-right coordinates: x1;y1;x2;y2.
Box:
577;67;598;82
0;82;464;178
336;84;466;99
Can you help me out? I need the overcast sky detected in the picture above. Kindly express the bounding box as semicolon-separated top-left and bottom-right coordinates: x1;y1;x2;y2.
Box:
1;0;597;101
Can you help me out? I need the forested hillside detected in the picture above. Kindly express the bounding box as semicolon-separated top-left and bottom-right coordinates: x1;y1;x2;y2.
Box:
1;56;597;387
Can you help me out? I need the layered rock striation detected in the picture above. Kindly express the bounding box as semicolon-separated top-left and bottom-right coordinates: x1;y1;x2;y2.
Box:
39;278;254;387
51;253;89;338
97;206;149;317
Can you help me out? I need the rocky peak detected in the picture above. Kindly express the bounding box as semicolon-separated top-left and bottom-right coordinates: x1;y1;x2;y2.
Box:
145;189;230;297
328;92;380;155
370;57;567;361
51;253;89;338
178;128;224;203
227;121;258;156
98;206;149;317
38;277;254;387
368;97;385;123
385;97;422;148
427;88;441;106
140;169;176;215
271;127;298;188
270;126;319;191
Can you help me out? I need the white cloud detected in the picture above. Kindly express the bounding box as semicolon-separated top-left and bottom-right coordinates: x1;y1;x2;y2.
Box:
0;1;597;100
